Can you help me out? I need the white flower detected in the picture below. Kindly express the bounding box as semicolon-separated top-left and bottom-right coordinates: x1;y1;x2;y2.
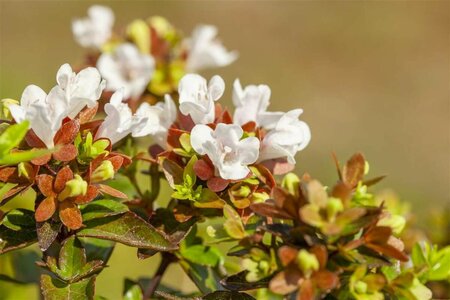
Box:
132;95;177;148
185;25;238;72
178;74;224;124
72;5;114;49
95;89;147;144
50;64;105;119
97;43;155;100
9;85;64;149
8;64;105;149
190;123;260;180
258;109;311;164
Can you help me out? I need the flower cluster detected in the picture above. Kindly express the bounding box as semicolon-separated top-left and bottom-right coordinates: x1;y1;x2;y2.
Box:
73;5;237;101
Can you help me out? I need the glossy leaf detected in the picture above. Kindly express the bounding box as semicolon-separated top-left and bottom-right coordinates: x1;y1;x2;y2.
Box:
80;199;128;221
77;212;177;251
40;274;95;300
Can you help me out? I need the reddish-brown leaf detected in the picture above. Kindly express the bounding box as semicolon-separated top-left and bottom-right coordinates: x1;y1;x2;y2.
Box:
54;166;74;193
107;155;124;172
74;185;99;204
79;120;103;134
30;153;51;166
313;270;339;291
25;130;46;148
254;164;276;189
364;226;392;245
307;180;328;207
331;182;352;206
37;175;55;197
54;119;80;145
272;187;298;218
250;201;293;219
97;184;128;199
148;144;164;159
365;243;408;262
278;246;298;266
0;184;29;204
262;158;295;175
52;144;78;162
160;158;184;188
298;279;314;300
167;128;187;148
310;245;328;268
0;167;18;182
35;196;57;222
342;153;365;187
207;177;229;192
241;121;256;133
194;159;214;181
269;270;300;295
59;200;83;230
78;103;98;123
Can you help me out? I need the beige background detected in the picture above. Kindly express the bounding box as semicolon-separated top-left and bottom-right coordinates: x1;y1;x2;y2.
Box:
0;1;449;298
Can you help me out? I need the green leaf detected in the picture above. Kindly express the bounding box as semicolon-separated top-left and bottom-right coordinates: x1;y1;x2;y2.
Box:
40;274;95;300
58;236;86;280
1;208;35;231
180;244;223;267
428;246;450;281
411;243;427;269
183;155;198;187
0;121;29;154
81;238;115;263
178;259;222;294
123;278;143;300
223;205;246;239
77;212;177;251
0;211;37;254
179;133;192;152
0;148;50;165
202;291;255;300
80;199;128;221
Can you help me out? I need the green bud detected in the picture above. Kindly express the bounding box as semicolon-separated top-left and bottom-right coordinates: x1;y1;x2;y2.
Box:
17;162;31;179
91;160;115;183
0;99;19;120
354;280;368;294
58;175;87;201
326;197;344;221
206;226;216;238
377;214;406;235
297;250;319;276
251;192;270;203
231;185;251;198
127;19;150;53
282;173;300;197
364;160;370;175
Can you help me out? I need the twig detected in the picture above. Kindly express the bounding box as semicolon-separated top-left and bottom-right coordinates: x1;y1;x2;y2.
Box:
144;253;174;299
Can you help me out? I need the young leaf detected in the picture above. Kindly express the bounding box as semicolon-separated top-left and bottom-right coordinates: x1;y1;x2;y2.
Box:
40;274;95;300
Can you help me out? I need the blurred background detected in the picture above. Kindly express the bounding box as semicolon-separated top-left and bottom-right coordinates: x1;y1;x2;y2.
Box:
0;1;449;299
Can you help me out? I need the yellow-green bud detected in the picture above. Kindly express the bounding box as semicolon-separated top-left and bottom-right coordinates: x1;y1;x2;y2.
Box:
251;192;270;203
354;280;368;294
17;162;31;179
0;99;19;120
206;226;216;238
91;160;115;183
58;175;87;201
126;19;150;53
148;16;173;37
282;173;300;197
297;250;319;276
231;185;251;198
377;214;406;235
326;197;344;221
364;161;370;175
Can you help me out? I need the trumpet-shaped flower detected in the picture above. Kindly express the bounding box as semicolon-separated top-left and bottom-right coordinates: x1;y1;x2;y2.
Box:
72;5;114;49
133;95;177;147
185;25;238;72
178;74;224;124
190;123;260;180
95;89;147;144
258;109;311;164
9;85;63;149
97;43;155;100
51;64;105;119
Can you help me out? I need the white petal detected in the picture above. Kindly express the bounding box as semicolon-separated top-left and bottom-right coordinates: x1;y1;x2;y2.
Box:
56;63;73;89
20;85;47;108
208;75;225;101
190;124;214;155
237;137;260;165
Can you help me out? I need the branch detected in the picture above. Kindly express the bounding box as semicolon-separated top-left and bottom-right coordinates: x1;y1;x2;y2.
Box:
143;253;174;299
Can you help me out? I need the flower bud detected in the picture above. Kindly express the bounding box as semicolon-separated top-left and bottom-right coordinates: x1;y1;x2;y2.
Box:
326;197;344;221
0;99;19;120
127;19;150;53
91;160;115;183
58;175;87;201
282;173;300;197
231;185;251;198
17;162;32;180
377;214;406;235
297;249;319;276
148;16;174;38
354;280;368;294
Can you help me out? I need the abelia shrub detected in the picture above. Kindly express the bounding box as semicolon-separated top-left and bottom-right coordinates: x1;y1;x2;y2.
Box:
0;5;448;300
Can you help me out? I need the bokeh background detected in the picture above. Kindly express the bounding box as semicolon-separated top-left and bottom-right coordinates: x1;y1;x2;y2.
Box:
0;1;449;299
